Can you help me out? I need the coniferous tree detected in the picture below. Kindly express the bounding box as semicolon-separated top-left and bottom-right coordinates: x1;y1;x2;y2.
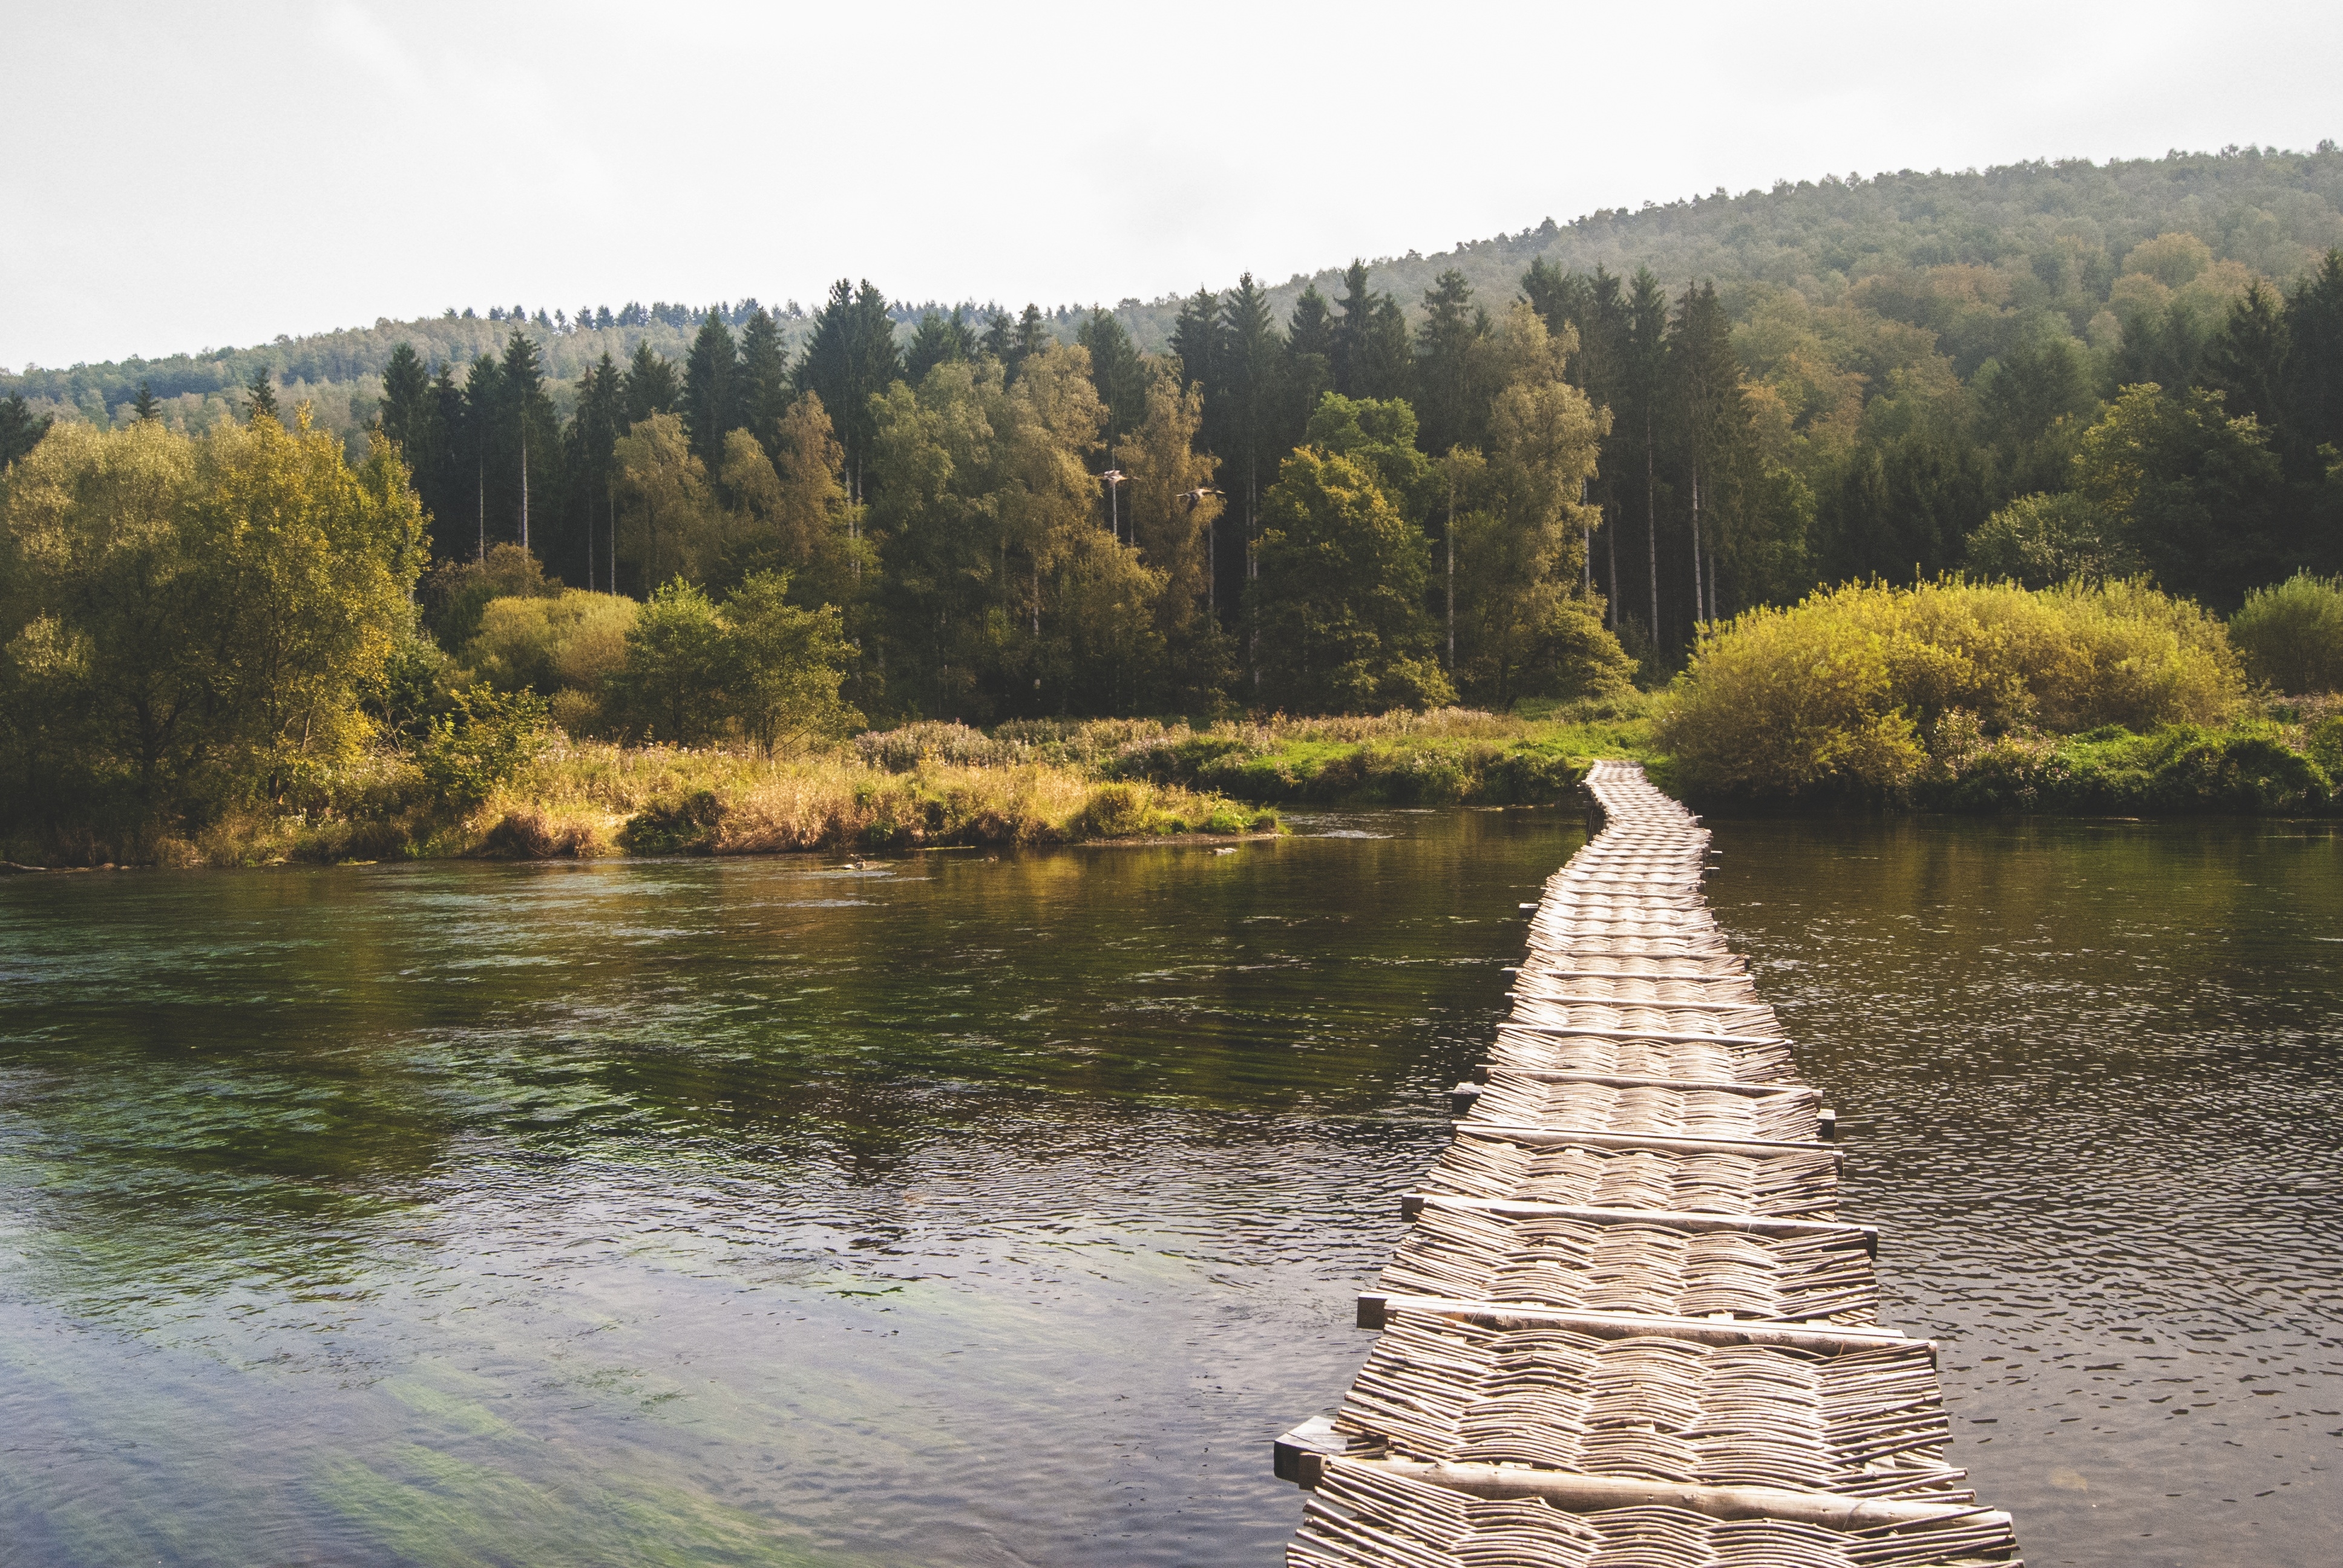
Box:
735;307;792;449
568;352;626;592
1285;285;1337;432
2196;281;2290;437
623;342;680;425
1415;269;1492;456
129;382;162;423
680;309;739;468
1009;304;1050;378
1667;281;1748;627
460;354;504;560
1170;288;1219;391
500;328;560;556
980;307;1015;364
905;308;975;382
1214;275;1285;638
1621;268;1670;645
244;367;280;425
1333;261;1377;397
1075;308;1149;445
0;393;51;470
795;279;902;501
2282;249;2343;474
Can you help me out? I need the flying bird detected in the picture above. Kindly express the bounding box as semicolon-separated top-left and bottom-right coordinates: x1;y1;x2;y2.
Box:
1177;486;1224;512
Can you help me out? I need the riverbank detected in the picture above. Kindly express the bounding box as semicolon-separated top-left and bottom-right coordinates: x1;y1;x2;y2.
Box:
16;743;1276;868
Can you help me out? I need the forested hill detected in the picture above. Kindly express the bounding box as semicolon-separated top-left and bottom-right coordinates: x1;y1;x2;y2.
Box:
10;145;2341;445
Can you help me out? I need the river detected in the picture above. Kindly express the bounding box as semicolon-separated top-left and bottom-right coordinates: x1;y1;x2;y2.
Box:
1;810;2336;1566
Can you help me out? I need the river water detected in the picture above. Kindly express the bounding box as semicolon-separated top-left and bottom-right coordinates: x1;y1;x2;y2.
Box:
0;811;2336;1567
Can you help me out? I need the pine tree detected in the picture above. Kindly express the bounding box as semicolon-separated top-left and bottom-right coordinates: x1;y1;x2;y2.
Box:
129;381;162;423
244;367;280;425
680;309;739;467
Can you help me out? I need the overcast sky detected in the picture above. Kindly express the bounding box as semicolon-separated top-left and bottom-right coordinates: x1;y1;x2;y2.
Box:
5;0;2338;371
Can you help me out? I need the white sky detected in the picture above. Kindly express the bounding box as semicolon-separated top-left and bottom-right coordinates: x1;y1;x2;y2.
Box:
5;0;2338;370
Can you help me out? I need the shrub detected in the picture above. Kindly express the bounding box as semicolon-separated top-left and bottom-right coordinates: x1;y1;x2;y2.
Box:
1660;577;2247;798
464;590;638;702
1965;492;2138;587
2230;572;2343;694
417;688;551;810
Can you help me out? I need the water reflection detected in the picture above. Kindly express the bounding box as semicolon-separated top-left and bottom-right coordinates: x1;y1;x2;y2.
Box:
1;811;2336;1567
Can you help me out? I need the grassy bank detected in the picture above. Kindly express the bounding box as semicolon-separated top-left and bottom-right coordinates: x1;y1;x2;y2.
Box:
845;707;1663;808
34;741;1275;868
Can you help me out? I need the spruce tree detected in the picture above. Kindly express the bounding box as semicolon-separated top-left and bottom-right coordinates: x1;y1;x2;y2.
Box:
681;309;739;467
378;344;433;448
568;351;627;592
244;367;280;425
1333;260;1376;396
500;328;559;555
1009;304;1049;378
1170;287;1220;390
1075;307;1148;445
1622;268;1670;644
623;341;680;425
461;354;505;559
1667;281;1749;626
905;308;975;382
0;393;52;469
1214;275;1283;556
793;279;902;503
2282;249;2343;474
1284;286;1337;438
1415;269;1492;455
736;307;792;448
129;382;162;423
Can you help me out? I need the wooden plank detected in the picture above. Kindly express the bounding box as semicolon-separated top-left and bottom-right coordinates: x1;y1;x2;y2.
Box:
1300;1455;2004;1532
1398;1191;1878;1253
1452;1118;1843;1158
1357;1293;1918;1350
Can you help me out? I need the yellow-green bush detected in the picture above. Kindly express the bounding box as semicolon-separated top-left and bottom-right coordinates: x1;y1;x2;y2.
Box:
2230;572;2343;694
462;590;637;706
1660;577;2246;797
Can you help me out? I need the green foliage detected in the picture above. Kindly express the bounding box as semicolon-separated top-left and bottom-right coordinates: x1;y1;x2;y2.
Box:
1965;491;2138;587
418;687;551;809
0;413;426;850
421;541;559;648
462;589;638;731
1660;577;2247;797
2229;572;2343;691
1251;447;1453;713
605;573;860;751
2073;382;2288;607
1924;718;2332;815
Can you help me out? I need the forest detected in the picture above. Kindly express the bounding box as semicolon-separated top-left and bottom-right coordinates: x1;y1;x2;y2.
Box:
5;145;2343;860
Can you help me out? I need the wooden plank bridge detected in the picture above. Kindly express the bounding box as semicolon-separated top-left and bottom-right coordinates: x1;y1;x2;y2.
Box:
1273;760;2021;1568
